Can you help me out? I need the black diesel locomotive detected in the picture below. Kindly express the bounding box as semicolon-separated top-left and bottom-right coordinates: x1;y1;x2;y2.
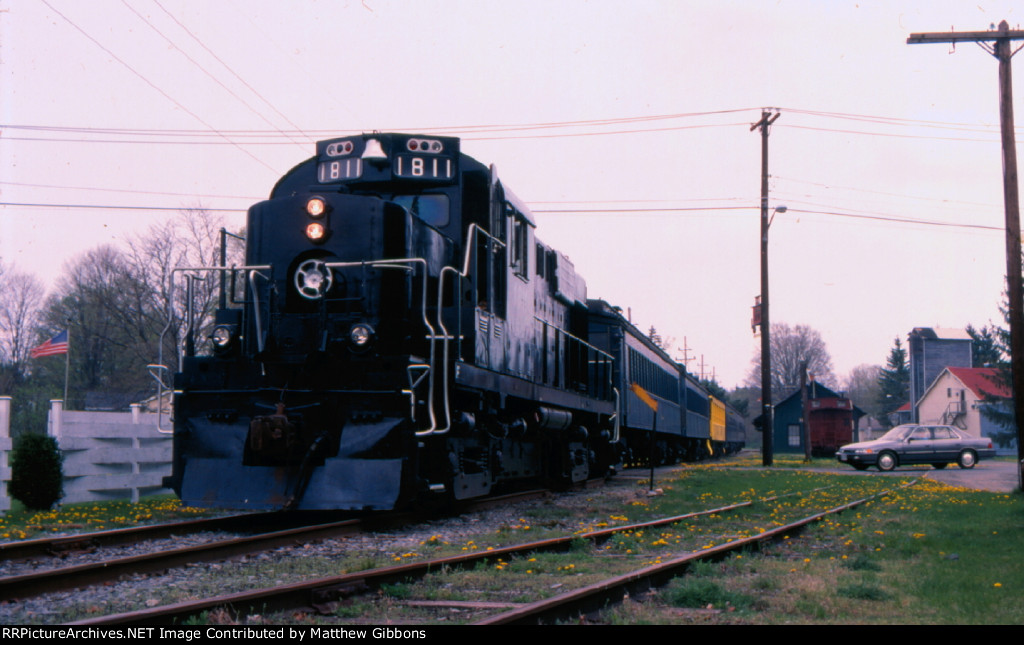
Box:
163;133;742;511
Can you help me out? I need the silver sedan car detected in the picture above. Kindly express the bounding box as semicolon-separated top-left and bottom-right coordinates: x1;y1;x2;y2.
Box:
836;424;996;472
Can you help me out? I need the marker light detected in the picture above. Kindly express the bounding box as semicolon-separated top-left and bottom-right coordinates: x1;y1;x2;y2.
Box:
325;140;354;157
306;197;327;218
407;138;443;153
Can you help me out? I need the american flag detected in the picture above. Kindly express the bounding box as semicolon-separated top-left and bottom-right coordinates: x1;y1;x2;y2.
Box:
30;330;69;358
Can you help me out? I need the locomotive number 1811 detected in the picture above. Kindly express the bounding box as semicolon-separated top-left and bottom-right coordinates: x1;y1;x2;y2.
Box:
394;154;454;180
318;158;363;183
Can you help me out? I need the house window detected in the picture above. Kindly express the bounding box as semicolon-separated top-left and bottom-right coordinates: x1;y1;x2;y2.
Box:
788;424;801;447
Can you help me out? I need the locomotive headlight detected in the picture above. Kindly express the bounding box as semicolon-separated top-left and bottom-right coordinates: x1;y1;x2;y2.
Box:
306;222;327;242
306;197;328;218
349;323;375;349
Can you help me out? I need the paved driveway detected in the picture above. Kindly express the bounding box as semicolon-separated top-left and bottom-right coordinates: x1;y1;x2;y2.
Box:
923;459;1020;493
811;459;1020;493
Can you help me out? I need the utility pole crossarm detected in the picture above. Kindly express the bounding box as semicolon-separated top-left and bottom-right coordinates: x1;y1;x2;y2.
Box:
907;28;1024;45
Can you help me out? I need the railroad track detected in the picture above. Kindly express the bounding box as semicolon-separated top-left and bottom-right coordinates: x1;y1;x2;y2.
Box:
0;511;294;562
67;480;888;626
72;500;752;625
0;489;550;604
477;485;908;624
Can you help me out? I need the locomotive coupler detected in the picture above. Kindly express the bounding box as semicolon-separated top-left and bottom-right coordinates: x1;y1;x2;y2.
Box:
248;402;299;458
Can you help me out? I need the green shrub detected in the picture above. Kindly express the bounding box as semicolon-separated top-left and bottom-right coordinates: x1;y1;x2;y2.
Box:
10;433;63;510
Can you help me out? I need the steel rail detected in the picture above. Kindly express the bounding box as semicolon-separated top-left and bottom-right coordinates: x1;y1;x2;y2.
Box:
0;511;286;562
70;499;750;626
0;517;359;602
0;489;549;603
475;483;910;625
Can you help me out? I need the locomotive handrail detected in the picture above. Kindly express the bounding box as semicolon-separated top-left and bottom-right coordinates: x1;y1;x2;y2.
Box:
152;264;273;432
612;387;621;443
431;223;507;435
325;258;440;434
159;266;272;366
532;316;614;362
146;364;173;434
534;316;615;398
460;222;506;276
247;269;271;358
405;363;431;423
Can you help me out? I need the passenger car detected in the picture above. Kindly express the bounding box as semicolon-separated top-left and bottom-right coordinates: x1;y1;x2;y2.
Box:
836;424;996;471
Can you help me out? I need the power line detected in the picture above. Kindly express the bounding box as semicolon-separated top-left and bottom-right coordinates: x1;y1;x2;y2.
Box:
773;175;1000;209
118;0;308;154
38;0;280;174
0;199;1007;233
0;201;244;213
0;180;260;202
0;121;750;146
784;207;1002;232
526;205;1007;232
782;123;1003;144
6;103;1020;140
151;0;314;147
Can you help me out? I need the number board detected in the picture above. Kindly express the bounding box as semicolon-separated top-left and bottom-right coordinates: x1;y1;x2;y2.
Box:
317;158;363;183
394;154;455;181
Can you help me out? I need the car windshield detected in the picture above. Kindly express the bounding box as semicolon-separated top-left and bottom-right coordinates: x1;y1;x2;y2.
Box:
878;425;915;441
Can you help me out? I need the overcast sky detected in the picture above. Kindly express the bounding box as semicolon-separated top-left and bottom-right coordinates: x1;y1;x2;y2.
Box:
2;0;1022;388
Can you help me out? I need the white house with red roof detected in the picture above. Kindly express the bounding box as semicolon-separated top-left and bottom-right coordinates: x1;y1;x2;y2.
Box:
916;367;1017;453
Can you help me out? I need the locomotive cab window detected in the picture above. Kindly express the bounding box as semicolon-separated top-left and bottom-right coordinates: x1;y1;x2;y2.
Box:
508;206;530;279
392;194;450;228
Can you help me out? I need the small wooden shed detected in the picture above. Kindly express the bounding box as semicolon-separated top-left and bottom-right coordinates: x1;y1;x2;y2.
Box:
767;382;865;457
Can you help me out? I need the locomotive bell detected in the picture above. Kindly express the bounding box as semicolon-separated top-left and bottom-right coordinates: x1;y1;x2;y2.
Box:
361;138;387;164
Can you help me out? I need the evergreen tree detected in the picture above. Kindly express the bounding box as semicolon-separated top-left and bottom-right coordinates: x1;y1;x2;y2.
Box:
966;324;1004;368
876;336;909;427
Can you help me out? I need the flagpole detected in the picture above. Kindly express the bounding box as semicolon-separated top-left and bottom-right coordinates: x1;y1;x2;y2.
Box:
63;328;70;408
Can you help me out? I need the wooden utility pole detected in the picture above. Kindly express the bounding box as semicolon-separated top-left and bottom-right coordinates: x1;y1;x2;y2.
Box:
801;361;812;462
908;21;1024;489
752;109;780;467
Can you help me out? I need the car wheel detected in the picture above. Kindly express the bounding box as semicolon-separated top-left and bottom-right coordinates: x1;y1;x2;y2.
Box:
932;463;948;470
877;451;897;472
957;450;977;469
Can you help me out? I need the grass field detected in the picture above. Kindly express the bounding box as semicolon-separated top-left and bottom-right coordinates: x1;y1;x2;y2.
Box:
603;456;1024;624
0;495;217;540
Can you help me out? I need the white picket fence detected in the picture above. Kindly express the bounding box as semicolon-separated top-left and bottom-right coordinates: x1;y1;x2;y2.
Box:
0;398;173;511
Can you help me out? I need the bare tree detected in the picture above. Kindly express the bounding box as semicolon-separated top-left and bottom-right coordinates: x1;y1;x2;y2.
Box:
0;263;46;392
0;265;45;370
123;207;239;365
745;322;836;396
845;363;883;420
14;208;236;411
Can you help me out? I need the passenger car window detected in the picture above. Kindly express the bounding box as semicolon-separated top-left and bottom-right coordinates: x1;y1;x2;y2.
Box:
910;427;930;440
